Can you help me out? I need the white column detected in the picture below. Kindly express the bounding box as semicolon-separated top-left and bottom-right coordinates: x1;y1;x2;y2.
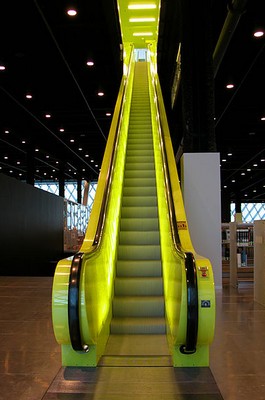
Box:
181;153;222;288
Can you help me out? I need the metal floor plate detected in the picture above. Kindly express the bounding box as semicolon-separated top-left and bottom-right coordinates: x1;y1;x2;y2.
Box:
43;363;223;399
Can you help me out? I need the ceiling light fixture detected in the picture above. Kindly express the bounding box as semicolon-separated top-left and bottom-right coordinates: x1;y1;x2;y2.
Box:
0;64;6;71
226;84;234;89
59;128;65;132
106;112;111;116
128;4;156;9
67;8;77;16
25;93;33;99
254;30;264;38
133;32;153;36
45;114;51;118
261;117;265;121
86;60;94;66
97;91;104;96
129;17;155;22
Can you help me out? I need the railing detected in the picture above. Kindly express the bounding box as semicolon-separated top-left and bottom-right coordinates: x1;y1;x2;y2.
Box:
150;61;198;354
67;47;135;352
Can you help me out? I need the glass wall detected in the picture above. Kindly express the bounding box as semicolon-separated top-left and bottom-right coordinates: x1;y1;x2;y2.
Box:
35;180;97;251
231;203;265;222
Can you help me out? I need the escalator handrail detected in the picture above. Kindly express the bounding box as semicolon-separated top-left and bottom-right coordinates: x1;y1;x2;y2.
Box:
153;73;198;354
68;48;134;352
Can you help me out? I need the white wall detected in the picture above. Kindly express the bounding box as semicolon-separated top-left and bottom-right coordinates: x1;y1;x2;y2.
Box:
181;153;222;288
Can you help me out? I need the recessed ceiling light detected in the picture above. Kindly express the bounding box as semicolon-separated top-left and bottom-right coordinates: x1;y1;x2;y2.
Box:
45;114;51;118
254;30;264;38
231;179;236;183
22;140;26;144
241;172;245;176
46;155;50;158
67;8;77;16
86;60;94;66
261;117;265;121
25;93;33;99
244;193;248;197
78;148;82;151
4;156;8;160
97;91;104;96
227;153;232;156
226;84;234;89
0;65;6;71
35;148;39;152
4;130;9;134
223;185;227;189
261;159;265;162
253;189;257;192
70;139;75;143
106;112;111;116
222;159;227;162
17;161;20;165
91;159;94;163
253;163;258;167
128;4;156;9
59;128;65;132
247;168;251;172
85;154;89;158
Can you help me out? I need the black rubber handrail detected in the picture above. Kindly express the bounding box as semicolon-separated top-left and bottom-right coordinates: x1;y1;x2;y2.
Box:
68;252;88;352
153;76;198;354
67;49;134;352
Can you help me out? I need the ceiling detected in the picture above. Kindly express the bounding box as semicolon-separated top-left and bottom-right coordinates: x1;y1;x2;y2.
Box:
0;0;264;205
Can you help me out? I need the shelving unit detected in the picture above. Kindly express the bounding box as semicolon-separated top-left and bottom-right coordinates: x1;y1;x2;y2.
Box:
221;222;254;287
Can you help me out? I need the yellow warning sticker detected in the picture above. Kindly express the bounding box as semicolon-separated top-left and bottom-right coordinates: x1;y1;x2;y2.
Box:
177;221;187;230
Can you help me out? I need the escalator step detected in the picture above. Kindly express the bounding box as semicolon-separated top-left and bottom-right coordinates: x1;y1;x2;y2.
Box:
110;317;166;334
121;206;158;218
113;296;165;317
116;260;162;277
124;169;155;179
122;186;157;197
115;277;163;296
125;162;154;171
122;195;157;207
118;244;161;260
119;230;159;245
120;217;159;231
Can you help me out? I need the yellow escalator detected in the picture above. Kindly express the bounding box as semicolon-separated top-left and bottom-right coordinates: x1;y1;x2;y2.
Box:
52;51;215;368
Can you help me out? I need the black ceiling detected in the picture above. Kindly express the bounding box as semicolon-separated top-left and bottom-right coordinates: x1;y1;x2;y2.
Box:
0;0;264;204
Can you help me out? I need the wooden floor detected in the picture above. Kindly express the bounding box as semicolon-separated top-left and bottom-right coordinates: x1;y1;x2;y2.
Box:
0;277;264;399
